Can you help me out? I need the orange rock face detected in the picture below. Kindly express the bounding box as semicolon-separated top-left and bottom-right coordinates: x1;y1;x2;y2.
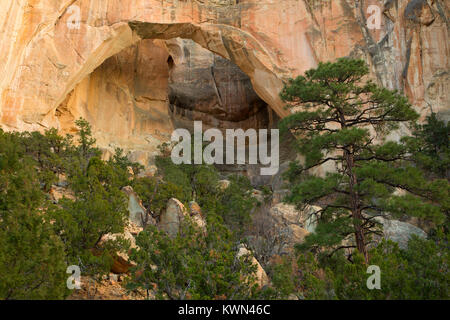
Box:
0;1;448;163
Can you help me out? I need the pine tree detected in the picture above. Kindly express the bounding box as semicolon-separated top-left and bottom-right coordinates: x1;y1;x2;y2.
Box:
279;58;448;262
0;120;143;297
0;129;67;299
405;113;450;178
49;122;130;280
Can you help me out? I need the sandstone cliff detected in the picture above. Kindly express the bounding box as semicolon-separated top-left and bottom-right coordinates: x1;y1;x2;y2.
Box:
0;0;448;165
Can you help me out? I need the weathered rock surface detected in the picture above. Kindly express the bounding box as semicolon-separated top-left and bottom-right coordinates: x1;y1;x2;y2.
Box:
269;203;319;233
167;38;275;131
0;0;447;162
68;275;148;300
246;202;320;255
159;198;188;238
159;198;206;237
376;217;427;249
56;39;173;166
100;229;138;274
122;186;155;228
288;224;310;245
237;245;270;288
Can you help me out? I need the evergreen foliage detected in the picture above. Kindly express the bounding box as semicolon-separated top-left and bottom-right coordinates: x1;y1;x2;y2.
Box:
279;58;449;262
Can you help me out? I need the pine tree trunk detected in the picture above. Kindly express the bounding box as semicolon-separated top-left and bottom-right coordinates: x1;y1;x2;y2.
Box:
353;210;368;263
344;150;369;263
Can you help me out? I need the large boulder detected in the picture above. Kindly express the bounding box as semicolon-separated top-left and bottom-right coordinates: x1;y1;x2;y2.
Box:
159;198;188;238
270;203;301;225
287;224;310;244
237;245;269;288
137;165;158;179
159;199;207;237
99;229;138;274
376;217;427;249
301;205;320;234
269;203;319;233
256;203;319;254
122;186;155;228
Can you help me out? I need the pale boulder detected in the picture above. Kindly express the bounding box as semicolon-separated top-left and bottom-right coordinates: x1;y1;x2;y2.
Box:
269;203;319;233
159;198;188;238
122;186;155;228
288;224;310;244
237;245;269;288
375;217;427;249
99;229;138;274
160;199;207;237
138;165;158;179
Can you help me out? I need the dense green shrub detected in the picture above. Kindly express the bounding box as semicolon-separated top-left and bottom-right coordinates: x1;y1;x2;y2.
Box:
126;216;259;300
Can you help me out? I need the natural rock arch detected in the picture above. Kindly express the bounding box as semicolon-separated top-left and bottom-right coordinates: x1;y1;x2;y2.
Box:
3;0;444;132
128;21;289;118
2;0;316;130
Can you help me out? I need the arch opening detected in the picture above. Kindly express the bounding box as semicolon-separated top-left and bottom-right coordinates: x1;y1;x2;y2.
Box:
55;35;288;171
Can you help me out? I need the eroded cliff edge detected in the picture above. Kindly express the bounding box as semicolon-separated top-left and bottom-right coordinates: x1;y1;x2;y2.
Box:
0;0;448;165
